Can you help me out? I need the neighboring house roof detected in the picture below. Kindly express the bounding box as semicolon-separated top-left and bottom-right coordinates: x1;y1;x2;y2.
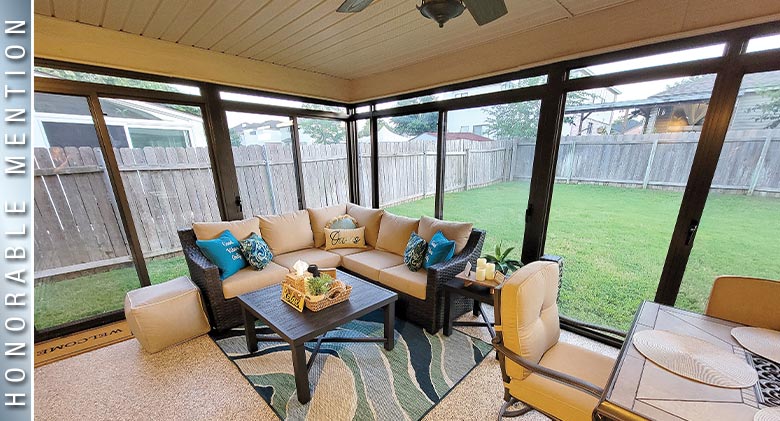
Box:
566;72;780;114
611;119;643;134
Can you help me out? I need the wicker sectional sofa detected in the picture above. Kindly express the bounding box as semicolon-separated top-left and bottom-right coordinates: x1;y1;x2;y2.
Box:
178;203;485;333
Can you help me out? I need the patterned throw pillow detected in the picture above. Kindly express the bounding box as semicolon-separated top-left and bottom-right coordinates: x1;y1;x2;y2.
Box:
239;233;273;270
424;230;456;269
404;232;428;272
195;230;247;280
324;227;366;250
325;214;358;230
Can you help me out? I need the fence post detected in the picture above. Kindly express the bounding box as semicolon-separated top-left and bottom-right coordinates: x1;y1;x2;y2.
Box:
464;148;470;191
422;147;427;197
748;130;775;195
261;143;279;214
642;135;660;189
509;142;517;181
565;138;576;183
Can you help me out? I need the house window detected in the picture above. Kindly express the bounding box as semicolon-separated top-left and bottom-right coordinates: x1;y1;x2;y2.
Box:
473;124;488;135
128;127;191;148
460;125;470;132
42;121;129;148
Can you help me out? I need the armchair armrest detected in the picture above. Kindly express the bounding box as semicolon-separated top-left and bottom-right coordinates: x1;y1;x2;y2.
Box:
492;339;605;398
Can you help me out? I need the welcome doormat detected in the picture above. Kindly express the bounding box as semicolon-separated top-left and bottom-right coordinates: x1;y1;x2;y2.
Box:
213;311;492;420
34;321;133;368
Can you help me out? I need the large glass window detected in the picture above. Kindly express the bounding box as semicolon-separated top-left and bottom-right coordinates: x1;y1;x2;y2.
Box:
226;112;300;217
220;91;347;114
33;94;142;330
357;119;373;206
297;117;349;207
35;66;200;95
376;76;546;110
677;70;780;312
99;98;220;287
546;75;716;330
378;112;438;217
569;44;724;78
437;101;541;262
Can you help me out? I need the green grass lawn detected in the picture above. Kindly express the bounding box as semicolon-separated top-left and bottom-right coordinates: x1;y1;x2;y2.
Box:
35;181;779;332
34;256;189;330
389;182;779;330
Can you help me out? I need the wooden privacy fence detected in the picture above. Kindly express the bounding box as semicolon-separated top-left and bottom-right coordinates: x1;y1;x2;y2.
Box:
512;129;780;194
34;129;779;278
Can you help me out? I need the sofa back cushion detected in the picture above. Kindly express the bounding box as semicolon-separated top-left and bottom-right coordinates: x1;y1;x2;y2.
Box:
258;210;314;255
193;217;260;241
347;203;384;247
418;215;473;254
376;212;420;256
307;204;347;248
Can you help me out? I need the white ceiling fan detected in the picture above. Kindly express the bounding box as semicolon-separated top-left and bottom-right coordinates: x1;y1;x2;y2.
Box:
336;0;509;28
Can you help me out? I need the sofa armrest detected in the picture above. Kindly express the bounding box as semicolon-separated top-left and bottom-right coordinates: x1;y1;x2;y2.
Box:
178;228;224;311
427;228;486;289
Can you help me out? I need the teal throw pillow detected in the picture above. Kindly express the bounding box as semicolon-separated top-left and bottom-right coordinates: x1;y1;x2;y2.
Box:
239;233;273;270
196;230;247;280
424;230;455;269
404;232;428;272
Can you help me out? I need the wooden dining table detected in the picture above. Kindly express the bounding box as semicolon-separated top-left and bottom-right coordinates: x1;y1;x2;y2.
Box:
595;301;780;421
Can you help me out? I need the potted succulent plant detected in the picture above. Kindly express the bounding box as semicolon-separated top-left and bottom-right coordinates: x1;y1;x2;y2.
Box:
483;242;523;275
305;273;334;302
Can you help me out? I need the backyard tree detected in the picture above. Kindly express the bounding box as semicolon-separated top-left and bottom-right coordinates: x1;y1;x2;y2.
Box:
298;116;346;144
390;95;438;136
751;88;780;128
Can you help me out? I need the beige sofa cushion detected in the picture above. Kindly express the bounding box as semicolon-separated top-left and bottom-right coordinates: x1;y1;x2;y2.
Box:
124;276;211;353
307;204;347;248
379;264;427;300
376;212;419;256
501;261;561;380
192;217;260;241
258;210;314;255
221;262;289;299
342;249;404;281
325;246;372;257
272;248;342;270
418;215;473;254
508;342;613;421
347;203;384;247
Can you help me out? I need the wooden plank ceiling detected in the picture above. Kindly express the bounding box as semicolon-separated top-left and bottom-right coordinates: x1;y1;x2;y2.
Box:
36;0;635;80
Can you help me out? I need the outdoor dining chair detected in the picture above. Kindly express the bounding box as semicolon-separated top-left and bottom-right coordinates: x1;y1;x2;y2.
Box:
705;275;780;330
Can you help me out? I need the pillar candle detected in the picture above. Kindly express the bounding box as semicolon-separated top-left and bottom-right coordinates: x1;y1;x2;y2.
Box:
485;263;496;281
475;268;486;282
476;258;487;269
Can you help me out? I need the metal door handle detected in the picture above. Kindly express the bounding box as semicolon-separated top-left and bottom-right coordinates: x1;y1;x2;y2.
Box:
685;219;699;246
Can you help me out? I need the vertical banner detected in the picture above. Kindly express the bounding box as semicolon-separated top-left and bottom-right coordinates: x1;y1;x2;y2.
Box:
1;0;33;420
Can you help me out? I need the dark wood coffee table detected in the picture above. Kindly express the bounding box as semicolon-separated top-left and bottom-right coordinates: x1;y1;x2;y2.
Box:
237;270;398;404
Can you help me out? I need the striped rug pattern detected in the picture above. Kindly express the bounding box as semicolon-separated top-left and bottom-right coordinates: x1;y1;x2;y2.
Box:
214;311;492;420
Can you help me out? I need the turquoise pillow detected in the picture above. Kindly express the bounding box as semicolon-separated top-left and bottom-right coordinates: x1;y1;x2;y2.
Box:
424;230;455;269
239;233;273;270
196;230;247;280
404;232;428;272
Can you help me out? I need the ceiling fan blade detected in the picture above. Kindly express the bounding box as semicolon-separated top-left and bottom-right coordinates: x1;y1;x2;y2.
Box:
336;0;375;13
463;0;508;26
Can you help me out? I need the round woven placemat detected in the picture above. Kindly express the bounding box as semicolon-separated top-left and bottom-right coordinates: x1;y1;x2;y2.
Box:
755;407;780;421
632;329;758;388
732;327;780;364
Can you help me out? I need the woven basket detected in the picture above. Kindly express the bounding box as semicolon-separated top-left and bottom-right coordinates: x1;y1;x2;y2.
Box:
281;277;352;312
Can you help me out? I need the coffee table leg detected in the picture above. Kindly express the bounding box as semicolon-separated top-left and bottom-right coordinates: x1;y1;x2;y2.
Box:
291;343;311;404
243;307;258;354
443;289;453;336
472;298;480;316
384;302;395;351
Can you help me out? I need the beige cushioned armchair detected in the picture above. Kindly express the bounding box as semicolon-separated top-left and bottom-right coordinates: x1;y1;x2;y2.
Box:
492;261;624;421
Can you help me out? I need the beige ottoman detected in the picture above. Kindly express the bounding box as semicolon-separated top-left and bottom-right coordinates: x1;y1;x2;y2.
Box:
124;276;211;353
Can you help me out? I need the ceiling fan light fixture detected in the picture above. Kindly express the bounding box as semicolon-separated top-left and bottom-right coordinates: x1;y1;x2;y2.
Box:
417;0;465;28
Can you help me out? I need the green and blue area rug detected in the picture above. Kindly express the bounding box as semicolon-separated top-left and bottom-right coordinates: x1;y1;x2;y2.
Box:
213;311;492;420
